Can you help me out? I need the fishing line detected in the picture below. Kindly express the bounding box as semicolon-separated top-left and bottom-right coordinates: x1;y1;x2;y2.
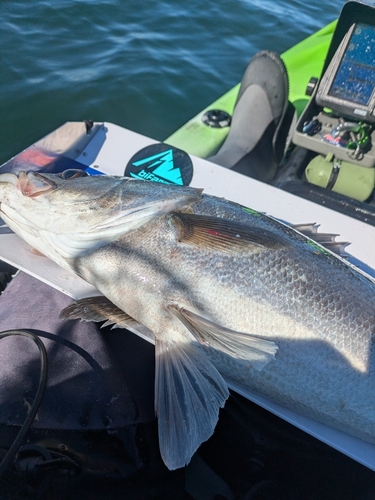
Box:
0;330;48;479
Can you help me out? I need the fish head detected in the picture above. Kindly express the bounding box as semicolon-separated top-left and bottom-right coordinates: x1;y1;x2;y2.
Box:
0;169;202;260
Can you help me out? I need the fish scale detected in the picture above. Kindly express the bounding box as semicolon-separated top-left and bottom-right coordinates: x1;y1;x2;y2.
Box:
163;213;373;356
75;200;375;439
1;170;375;470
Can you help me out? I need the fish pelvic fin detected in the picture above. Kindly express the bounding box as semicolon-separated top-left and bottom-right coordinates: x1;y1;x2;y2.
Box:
169;304;278;371
60;296;140;330
155;336;229;470
171;213;286;252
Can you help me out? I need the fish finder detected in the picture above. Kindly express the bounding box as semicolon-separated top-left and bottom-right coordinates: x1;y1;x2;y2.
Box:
316;22;375;123
293;1;375;169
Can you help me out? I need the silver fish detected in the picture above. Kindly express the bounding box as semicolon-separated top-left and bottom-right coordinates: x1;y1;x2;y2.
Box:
1;170;375;470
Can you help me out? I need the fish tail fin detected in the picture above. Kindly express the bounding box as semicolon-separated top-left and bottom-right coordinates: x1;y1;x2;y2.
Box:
155;337;229;470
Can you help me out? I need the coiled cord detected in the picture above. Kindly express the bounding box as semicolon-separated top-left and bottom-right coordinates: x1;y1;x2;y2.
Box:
0;330;48;478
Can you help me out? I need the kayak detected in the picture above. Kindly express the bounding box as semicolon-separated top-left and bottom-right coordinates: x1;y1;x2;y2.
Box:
165;1;375;226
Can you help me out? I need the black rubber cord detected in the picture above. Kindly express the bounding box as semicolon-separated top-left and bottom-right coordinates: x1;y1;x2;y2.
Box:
0;330;48;478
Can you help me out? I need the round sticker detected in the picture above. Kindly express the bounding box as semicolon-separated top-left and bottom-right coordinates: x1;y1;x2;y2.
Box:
125;143;193;186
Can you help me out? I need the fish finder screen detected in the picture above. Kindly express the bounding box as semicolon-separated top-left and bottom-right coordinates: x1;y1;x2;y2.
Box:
328;23;375;106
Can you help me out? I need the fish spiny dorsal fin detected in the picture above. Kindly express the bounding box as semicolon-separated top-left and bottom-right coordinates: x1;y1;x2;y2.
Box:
292;223;350;258
291;222;320;234
319;241;350;257
171;213;286;252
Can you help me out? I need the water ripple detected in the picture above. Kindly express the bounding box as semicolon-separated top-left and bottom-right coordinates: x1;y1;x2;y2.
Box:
1;0;344;164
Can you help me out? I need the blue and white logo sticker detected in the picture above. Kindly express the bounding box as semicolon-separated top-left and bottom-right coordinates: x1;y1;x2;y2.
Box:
125;143;193;186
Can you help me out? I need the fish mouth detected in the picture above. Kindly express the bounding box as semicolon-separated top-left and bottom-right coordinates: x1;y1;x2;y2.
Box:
0;171;57;200
17;171;58;198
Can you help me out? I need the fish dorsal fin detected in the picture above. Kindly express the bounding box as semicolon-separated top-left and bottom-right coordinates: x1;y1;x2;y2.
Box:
155;335;229;469
60;296;140;330
171;213;285;251
319;240;350;257
292;223;350;257
168;304;277;371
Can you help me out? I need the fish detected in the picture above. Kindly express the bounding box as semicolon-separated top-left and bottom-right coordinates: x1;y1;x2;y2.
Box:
0;169;375;471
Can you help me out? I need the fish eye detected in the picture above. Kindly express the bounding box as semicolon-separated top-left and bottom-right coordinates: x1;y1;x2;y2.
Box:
59;169;89;179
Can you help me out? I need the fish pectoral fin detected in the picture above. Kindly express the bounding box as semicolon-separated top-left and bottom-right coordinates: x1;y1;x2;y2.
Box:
60;296;139;330
169;304;278;371
171;213;286;251
155;336;229;470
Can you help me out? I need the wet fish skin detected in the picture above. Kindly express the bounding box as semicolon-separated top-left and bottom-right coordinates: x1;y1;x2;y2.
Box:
0;171;202;269
75;196;375;402
104;205;375;456
1;171;375;470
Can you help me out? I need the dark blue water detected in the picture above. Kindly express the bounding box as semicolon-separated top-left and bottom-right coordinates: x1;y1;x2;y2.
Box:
1;0;344;166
